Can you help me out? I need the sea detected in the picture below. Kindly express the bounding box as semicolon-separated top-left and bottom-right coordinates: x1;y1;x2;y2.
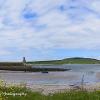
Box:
0;64;100;86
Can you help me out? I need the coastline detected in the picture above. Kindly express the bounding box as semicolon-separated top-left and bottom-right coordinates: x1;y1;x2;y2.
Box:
26;83;100;95
3;82;100;95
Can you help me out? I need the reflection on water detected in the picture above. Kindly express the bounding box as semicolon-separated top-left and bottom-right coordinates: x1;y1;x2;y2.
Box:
0;64;100;85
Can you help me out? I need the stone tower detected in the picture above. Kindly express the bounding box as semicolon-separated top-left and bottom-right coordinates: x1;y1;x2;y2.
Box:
23;57;26;63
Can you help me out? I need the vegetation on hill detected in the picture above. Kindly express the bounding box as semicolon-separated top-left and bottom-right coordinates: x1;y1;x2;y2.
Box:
0;57;99;71
0;62;23;66
28;57;100;64
0;62;67;72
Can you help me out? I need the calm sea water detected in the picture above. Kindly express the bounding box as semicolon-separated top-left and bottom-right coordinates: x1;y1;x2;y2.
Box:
0;64;100;85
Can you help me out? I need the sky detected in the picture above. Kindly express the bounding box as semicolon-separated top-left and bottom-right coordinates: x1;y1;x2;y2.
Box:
0;0;100;61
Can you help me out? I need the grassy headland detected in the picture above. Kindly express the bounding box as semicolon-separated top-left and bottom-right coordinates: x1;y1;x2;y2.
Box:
28;57;100;64
0;62;67;72
0;57;99;72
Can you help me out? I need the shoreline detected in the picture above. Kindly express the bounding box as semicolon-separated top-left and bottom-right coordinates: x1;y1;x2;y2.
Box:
3;82;100;95
27;83;100;95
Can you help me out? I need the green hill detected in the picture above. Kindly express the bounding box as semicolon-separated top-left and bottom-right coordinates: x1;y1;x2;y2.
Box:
27;57;100;64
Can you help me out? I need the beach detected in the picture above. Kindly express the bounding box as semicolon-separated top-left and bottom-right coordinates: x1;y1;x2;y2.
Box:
3;82;100;95
0;64;100;95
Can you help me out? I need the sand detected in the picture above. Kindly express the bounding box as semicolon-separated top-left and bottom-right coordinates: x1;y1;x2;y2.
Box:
25;83;100;95
2;81;100;95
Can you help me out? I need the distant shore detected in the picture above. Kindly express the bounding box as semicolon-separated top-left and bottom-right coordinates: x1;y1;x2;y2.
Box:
28;57;100;64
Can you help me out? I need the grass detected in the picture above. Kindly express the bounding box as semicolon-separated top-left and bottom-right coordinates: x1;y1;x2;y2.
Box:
1;88;100;100
28;57;100;65
0;81;100;100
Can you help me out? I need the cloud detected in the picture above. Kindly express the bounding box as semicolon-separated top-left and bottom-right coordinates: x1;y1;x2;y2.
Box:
0;0;99;59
